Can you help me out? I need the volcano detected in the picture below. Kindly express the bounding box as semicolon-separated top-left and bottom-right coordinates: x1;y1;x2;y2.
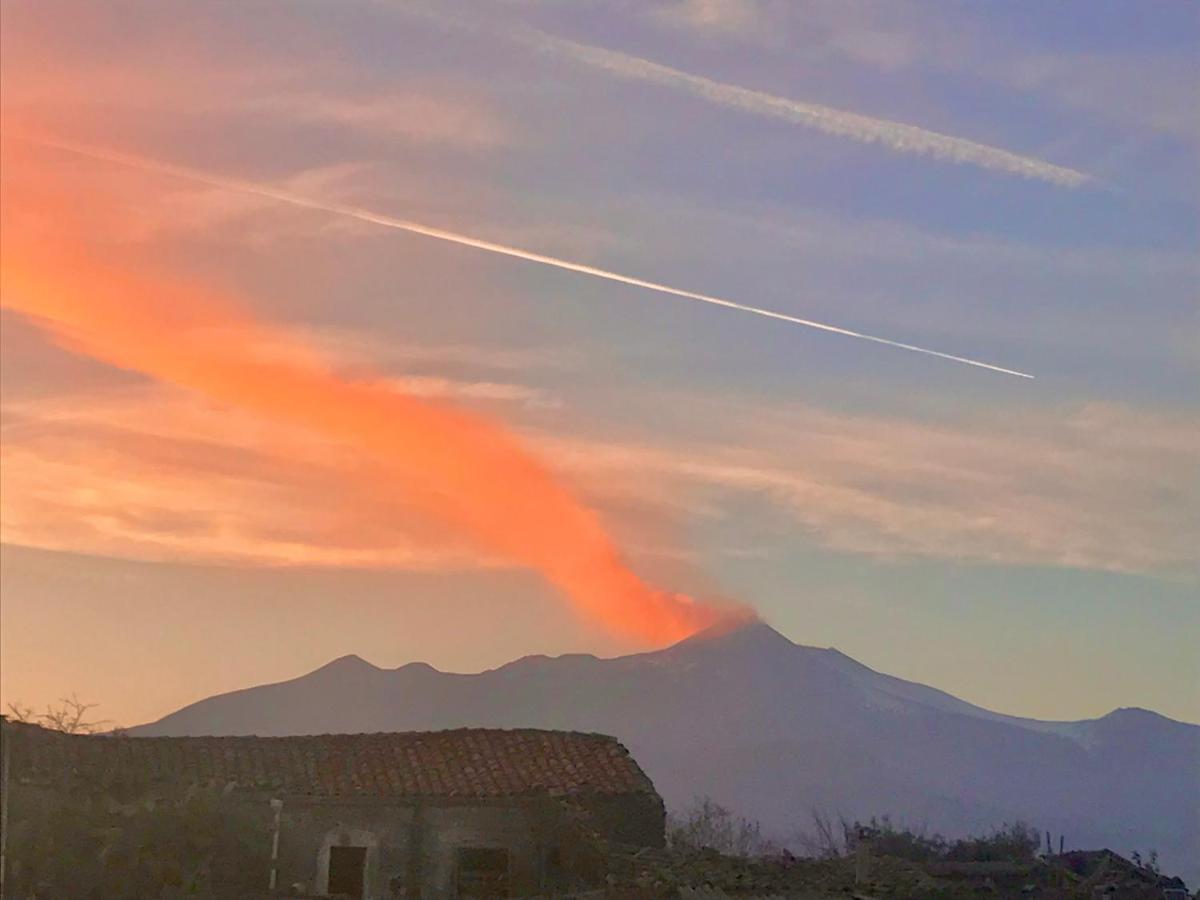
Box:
130;620;1199;882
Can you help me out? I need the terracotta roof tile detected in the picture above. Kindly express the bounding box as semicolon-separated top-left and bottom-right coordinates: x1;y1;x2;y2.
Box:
1;721;656;800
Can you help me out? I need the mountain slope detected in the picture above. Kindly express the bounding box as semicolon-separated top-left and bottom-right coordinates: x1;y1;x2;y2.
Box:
131;621;1199;882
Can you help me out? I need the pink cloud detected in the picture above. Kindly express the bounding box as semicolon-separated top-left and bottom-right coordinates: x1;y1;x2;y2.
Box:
9;379;1193;579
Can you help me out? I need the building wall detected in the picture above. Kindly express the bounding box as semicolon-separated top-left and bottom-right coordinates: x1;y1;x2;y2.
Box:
273;797;574;899
420;803;544;896
275;802;412;898
3;778;663;898
577;792;666;849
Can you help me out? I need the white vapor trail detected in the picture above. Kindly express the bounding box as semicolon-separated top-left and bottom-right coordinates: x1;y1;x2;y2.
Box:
26;136;1033;378
388;3;1088;189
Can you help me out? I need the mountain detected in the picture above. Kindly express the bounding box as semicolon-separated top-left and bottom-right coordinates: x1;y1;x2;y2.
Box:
131;620;1200;883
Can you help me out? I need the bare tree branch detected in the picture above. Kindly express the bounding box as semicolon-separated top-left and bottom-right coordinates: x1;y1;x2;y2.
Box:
5;694;111;734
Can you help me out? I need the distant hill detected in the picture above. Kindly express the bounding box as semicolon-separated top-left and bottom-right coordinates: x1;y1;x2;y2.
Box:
131;620;1200;883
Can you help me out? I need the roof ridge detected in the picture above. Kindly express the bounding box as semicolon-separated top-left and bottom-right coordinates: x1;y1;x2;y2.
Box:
3;723;658;800
98;725;626;742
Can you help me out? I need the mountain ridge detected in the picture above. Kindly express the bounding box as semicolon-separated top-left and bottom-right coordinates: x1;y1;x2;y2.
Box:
142;621;1196;735
130;620;1199;882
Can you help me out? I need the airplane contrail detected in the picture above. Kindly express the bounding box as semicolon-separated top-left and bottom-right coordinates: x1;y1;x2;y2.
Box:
24;136;1033;378
383;2;1088;189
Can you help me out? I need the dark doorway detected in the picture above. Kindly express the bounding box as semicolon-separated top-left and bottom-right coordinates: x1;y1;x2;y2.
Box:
328;845;367;898
455;847;510;898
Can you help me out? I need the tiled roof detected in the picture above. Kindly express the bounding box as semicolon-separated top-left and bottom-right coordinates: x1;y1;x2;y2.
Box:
0;720;657;800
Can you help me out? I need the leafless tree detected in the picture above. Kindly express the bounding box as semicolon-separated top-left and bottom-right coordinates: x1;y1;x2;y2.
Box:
5;694;111;734
667;796;784;857
792;808;850;859
3;701;38;724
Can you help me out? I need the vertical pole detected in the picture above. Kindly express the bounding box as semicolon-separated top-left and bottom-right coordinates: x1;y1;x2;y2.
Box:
854;828;871;885
406;801;425;899
269;798;283;892
0;719;10;899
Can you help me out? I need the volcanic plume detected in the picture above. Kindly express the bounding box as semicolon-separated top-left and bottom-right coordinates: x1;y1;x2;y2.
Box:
0;219;731;645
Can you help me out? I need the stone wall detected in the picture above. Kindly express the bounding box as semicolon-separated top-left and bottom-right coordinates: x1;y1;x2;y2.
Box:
272;795;601;898
576;792;666;849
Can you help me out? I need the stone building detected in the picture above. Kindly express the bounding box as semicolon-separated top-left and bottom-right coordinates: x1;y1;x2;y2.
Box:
1;719;665;898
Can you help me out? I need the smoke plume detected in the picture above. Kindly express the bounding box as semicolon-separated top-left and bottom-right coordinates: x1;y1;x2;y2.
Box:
1;231;730;645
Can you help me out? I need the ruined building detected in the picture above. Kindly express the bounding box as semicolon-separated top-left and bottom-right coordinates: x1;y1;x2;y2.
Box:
0;719;665;898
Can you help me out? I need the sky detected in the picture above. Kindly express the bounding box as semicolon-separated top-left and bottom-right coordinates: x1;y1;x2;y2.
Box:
1;0;1197;728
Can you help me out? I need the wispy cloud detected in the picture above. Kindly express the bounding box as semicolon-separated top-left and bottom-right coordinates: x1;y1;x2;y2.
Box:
649;1;1200;144
543;400;1200;578
234;90;511;148
272;328;582;375
0;388;486;570
12;380;1195;580
396;3;1088;187
997;51;1200;144
1;9;512;151
0;323;568;569
0;354;566;570
649;0;773;41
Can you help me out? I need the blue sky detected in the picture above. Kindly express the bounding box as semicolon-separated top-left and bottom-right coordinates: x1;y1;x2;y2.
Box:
1;0;1196;725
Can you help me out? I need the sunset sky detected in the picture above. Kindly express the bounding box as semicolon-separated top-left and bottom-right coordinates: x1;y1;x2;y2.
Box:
1;1;1197;728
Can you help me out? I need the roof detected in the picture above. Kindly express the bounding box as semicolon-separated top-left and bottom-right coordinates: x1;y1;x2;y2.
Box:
0;720;657;800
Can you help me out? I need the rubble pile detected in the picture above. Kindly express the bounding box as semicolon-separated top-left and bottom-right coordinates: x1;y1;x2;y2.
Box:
593;843;1193;898
557;805;1193;898
1052;849;1190;899
607;845;850;896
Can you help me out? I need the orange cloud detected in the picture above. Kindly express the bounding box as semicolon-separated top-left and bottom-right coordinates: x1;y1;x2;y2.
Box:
1;387;487;570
